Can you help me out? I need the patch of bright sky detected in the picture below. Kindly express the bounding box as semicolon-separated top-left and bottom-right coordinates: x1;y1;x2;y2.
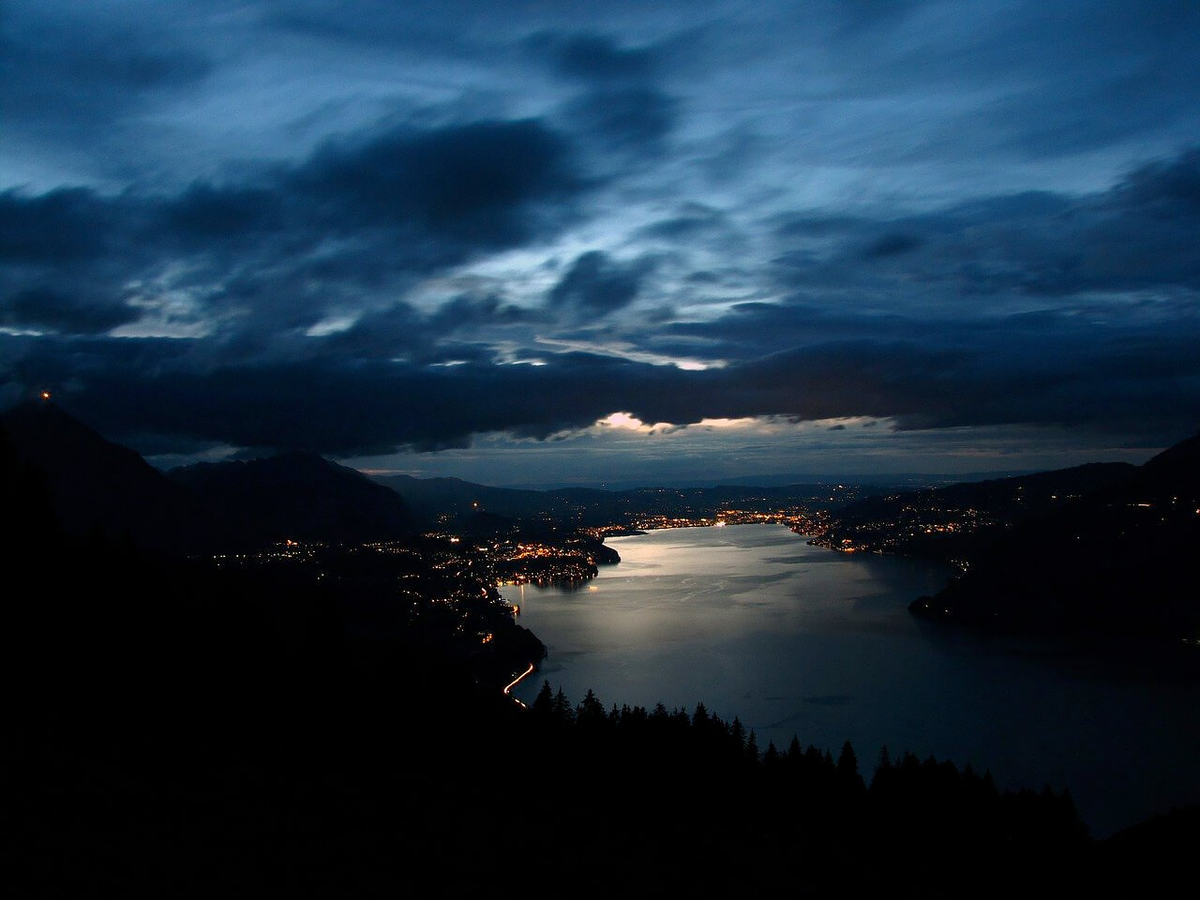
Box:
488;341;547;366
595;412;675;433
305;314;359;337
110;281;214;339
535;337;720;370
340;418;1160;488
144;441;241;472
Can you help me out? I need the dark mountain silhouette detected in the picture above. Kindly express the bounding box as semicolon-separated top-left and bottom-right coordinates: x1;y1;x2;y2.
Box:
171;451;414;547
378;473;859;529
377;473;572;525
6;401;1196;893
543;483;863;526
1137;431;1200;493
457;509;519;536
812;462;1136;561
0;400;215;554
1;401;414;552
912;432;1200;636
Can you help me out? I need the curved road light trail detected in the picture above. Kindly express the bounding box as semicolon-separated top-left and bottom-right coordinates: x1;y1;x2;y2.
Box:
503;663;535;709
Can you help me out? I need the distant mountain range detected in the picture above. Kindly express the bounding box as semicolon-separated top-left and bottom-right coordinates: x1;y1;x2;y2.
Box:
909;433;1200;637
374;473;577;525
2;401;856;551
376;473;863;530
502;471;1043;491
1;401;412;553
172;453;413;547
811;462;1137;561
1;400;218;554
7;400;1198;639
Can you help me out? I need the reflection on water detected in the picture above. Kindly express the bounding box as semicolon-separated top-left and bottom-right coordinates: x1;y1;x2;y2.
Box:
502;524;1200;836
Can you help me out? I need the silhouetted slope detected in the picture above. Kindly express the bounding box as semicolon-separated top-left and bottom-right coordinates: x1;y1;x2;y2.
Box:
1103;804;1200;888
1138;431;1200;492
378;473;570;525
172;452;414;547
1;400;213;554
813;462;1135;560
4;417;1187;895
913;432;1200;636
379;473;855;530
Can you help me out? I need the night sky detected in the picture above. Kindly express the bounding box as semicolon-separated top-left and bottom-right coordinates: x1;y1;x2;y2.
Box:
3;1;1199;485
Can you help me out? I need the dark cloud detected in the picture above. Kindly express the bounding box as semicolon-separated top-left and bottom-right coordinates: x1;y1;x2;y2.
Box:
24;118;579;263
0;10;212;121
770;148;1200;298
0;189;117;263
952;2;1200;160
425;294;535;333
1;288;138;334
0;3;214;184
4;142;1199;456
637;204;734;242
785;0;1200;151
66;38;211;90
531;31;679;158
1115;147;1200;213
318;304;424;358
548;251;647;315
862;233;924;259
775;214;869;238
535;33;658;82
825;0;924;35
162;185;285;243
295;119;584;245
663;301;913;360
8;313;1199;458
7;341;684;454
3;1;1200;475
323;295;535;362
0;115;589;340
565;87;678;155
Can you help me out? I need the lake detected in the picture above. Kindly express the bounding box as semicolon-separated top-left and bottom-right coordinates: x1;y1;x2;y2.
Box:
501;523;1200;836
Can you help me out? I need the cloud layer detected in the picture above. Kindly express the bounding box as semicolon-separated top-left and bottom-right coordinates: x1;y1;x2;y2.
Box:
2;1;1198;478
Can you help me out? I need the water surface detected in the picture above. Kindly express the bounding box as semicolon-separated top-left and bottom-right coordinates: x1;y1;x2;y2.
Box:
503;524;1200;835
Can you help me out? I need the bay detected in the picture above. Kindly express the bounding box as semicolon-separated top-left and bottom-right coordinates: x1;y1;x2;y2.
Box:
502;523;1200;836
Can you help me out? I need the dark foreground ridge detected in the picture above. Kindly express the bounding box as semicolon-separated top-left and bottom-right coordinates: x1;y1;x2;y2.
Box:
0;400;416;553
4;407;1198;895
911;431;1200;638
811;461;1135;561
